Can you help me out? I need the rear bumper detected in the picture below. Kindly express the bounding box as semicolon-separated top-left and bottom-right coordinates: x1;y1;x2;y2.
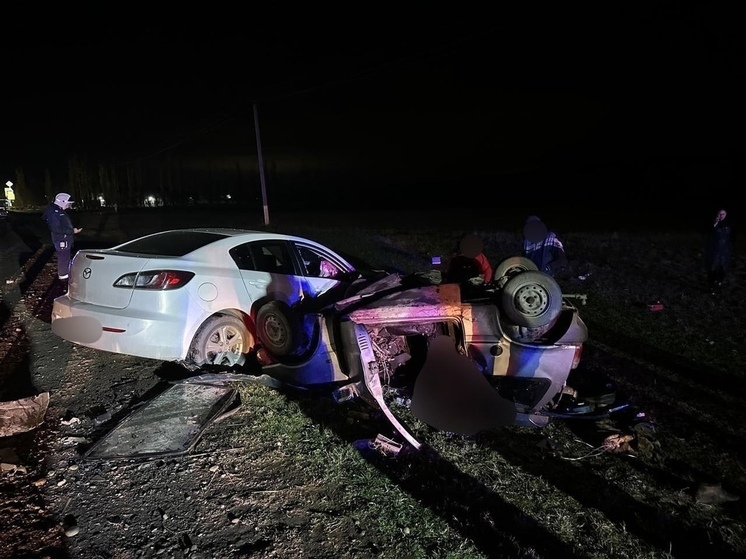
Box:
51;295;195;361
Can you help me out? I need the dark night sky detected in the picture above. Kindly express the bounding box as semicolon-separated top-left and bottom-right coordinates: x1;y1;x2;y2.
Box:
2;5;745;213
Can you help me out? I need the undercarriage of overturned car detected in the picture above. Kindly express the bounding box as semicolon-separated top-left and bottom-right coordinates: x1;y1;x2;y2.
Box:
226;259;630;452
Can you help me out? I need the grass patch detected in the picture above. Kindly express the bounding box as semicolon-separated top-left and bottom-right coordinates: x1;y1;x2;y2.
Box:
229;383;485;558
207;220;746;558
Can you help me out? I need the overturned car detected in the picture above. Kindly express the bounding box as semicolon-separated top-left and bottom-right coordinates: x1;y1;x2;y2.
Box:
248;257;612;450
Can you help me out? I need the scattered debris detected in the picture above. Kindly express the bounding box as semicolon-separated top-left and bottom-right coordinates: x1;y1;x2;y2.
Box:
354;434;404;458
602;433;635;454
0;392;50;437
371;434;403;457
564;293;588;305
62;514;79;537
0;448;27;475
84;382;238;461
94;411;112;425
695;483;740;505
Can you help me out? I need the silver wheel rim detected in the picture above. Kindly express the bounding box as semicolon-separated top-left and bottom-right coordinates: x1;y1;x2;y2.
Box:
513;283;550;317
205;324;245;364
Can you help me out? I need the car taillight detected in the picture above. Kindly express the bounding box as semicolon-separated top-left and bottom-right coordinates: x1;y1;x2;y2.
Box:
114;271;195;290
571;345;583;369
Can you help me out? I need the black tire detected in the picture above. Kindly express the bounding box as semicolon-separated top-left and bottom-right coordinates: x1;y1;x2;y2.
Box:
188;314;252;367
256;301;302;357
493;256;538;284
501;270;562;328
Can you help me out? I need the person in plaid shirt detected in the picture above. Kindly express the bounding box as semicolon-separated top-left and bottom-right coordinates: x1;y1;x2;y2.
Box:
521;215;567;277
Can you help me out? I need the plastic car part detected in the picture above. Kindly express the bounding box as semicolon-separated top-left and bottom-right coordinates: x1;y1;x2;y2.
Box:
493;256;538;287
255;301;302;357
189;314;252;367
501;270;562;328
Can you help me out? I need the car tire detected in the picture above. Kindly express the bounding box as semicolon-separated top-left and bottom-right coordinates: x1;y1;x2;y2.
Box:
256;301;302;357
501;270;562;328
493;256;538;285
189;314;252;367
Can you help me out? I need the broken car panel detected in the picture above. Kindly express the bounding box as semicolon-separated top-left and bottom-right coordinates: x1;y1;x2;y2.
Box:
254;262;604;449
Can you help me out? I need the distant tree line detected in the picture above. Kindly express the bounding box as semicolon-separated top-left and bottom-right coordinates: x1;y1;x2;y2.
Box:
11;153;271;210
9;150;364;212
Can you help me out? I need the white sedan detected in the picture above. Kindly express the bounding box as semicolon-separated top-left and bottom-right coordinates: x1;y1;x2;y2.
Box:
51;228;361;367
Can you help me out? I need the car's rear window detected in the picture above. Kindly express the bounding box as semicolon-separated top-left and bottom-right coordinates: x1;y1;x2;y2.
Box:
113;231;230;256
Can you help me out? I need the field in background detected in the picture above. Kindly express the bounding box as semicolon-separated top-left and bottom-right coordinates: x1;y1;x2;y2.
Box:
3;205;745;558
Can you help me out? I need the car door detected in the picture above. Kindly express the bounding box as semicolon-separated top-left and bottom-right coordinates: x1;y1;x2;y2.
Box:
292;242;347;298
231;240;308;310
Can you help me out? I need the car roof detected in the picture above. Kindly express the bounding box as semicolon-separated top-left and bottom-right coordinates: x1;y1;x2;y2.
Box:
112;228;329;247
105;228;353;261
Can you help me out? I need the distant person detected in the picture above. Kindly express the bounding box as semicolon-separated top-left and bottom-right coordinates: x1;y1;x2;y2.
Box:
444;233;493;284
704;207;733;293
521;215;567;277
42;192;82;282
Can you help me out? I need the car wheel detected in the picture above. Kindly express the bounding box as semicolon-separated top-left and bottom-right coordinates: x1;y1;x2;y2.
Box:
501;270;562;328
256;301;302;357
493;256;538;286
189;314;252;367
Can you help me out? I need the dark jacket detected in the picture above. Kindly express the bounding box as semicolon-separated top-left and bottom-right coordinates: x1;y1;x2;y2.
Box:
42;202;75;247
521;216;568;277
705;217;733;273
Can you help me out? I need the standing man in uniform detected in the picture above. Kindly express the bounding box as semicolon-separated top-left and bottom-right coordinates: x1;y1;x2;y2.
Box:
42;192;82;282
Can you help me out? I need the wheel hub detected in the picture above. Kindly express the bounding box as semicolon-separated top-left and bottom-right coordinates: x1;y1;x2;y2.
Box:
514;284;549;316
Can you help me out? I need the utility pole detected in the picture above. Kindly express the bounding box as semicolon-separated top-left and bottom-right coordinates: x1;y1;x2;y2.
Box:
253;102;270;226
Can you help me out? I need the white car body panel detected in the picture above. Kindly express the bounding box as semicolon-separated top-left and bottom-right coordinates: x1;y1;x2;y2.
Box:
52;228;356;363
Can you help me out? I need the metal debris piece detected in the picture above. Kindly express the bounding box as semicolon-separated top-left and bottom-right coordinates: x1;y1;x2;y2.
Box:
370;434;403;457
564;293;588;305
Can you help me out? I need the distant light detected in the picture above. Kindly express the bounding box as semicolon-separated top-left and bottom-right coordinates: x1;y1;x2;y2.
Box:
5;181;12;187
226;194;232;200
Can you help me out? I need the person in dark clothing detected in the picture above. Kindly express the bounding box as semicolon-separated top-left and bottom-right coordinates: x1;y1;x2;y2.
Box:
42;192;82;280
521;215;567;278
444;233;493;285
704;208;733;293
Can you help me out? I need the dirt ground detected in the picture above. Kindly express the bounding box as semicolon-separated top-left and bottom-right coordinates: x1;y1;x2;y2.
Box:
0;209;744;559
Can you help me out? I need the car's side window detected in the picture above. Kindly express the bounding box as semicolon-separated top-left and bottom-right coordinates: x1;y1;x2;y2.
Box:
229;244;257;271
296;245;342;278
250;242;295;275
